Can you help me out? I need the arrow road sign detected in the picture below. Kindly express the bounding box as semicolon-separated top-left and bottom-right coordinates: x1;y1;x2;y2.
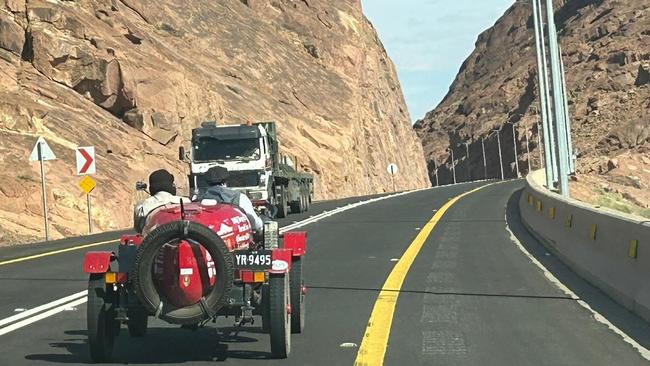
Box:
29;137;56;162
76;146;96;175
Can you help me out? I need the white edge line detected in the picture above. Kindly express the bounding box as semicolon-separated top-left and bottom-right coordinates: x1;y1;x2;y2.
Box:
0;290;87;327
504;209;650;360
0;296;88;336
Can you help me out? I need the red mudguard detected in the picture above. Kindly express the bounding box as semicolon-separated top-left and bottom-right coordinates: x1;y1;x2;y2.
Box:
283;231;307;257
82;251;114;273
270;248;293;274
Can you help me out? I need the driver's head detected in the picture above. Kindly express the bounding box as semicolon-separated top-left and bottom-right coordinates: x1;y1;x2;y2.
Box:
205;166;229;186
149;169;176;196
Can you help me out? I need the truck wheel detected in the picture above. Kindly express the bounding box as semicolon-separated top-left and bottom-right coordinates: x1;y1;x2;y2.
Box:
276;189;288;218
289;199;301;214
127;308;148;337
269;273;290;358
87;274;117;363
304;193;310;212
289;257;305;333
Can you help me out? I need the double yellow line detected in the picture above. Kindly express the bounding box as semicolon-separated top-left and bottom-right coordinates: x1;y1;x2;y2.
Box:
354;185;488;365
0;239;116;266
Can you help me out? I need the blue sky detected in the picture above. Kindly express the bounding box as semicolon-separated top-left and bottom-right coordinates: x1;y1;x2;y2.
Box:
363;0;515;123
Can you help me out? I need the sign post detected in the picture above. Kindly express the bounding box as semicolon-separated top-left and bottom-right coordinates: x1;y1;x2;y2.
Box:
76;147;96;234
78;176;96;234
29;137;56;241
387;163;398;192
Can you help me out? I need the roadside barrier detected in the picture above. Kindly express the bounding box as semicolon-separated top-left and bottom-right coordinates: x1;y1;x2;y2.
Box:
519;170;650;322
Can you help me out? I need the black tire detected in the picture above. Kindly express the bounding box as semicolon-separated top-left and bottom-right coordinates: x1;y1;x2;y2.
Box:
276;188;288;218
291;192;307;214
127;308;148;337
87;274;116;363
132;221;234;325
261;284;270;333
289;257;305;333
289;199;301;214
269;274;290;359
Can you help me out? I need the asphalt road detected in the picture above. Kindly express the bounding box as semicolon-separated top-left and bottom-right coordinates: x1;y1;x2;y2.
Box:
1;181;649;365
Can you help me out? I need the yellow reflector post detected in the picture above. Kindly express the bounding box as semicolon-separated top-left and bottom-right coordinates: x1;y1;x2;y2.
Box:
548;207;556;220
254;272;265;283
589;224;597;240
629;240;638;259
105;272;117;284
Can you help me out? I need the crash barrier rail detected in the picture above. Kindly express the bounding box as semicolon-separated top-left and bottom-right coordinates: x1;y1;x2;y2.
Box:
519;170;650;322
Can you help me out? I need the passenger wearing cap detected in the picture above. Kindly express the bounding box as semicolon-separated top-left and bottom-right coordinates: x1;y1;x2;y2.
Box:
133;169;189;233
194;166;264;232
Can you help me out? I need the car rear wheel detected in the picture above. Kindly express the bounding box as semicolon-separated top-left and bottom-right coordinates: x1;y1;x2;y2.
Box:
127;307;148;337
87;274;117;363
261;284;270;333
269;273;290;358
289;257;305;333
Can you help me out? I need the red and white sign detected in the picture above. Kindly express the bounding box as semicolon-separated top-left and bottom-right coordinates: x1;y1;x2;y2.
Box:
76;146;96;175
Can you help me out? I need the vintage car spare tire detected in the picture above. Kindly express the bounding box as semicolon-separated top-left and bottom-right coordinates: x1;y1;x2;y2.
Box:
132;221;234;325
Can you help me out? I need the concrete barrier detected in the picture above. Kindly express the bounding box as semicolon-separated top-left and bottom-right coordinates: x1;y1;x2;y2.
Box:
520;170;650;321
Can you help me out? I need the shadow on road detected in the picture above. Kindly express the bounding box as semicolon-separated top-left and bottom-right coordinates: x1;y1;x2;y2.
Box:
24;326;273;364
307;285;577;300
505;189;650;349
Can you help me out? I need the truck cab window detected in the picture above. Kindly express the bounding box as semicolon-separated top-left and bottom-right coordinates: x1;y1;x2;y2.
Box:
193;138;260;162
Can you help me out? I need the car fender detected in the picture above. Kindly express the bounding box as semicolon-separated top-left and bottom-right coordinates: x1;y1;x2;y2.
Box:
82;251;114;273
270;248;293;274
283;231;307;257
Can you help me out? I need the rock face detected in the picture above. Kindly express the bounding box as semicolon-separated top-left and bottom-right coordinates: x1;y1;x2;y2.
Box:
0;0;429;244
414;0;649;209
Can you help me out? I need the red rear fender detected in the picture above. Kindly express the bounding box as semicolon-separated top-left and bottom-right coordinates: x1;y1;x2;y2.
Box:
270;248;293;274
82;251;114;273
283;231;307;257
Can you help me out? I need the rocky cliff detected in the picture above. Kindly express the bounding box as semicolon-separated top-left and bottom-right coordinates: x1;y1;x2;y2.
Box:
0;0;429;244
414;0;649;214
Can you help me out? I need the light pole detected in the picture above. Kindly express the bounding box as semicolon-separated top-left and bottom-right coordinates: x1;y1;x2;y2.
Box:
559;48;575;174
535;110;544;169
464;142;470;181
494;129;505;180
525;129;532;173
508;122;521;178
433;157;439;186
533;0;558;187
481;137;487;179
450;147;457;184
545;0;570;196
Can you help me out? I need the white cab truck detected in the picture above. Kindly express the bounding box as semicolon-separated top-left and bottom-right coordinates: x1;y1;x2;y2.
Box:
179;121;313;218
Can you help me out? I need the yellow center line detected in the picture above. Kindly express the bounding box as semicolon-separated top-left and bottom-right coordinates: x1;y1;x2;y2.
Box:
0;239;117;266
354;184;489;366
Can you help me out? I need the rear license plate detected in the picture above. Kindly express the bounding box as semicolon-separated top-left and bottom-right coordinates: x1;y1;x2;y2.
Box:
234;250;273;270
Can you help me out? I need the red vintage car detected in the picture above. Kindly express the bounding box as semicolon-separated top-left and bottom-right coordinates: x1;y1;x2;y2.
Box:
82;201;306;362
